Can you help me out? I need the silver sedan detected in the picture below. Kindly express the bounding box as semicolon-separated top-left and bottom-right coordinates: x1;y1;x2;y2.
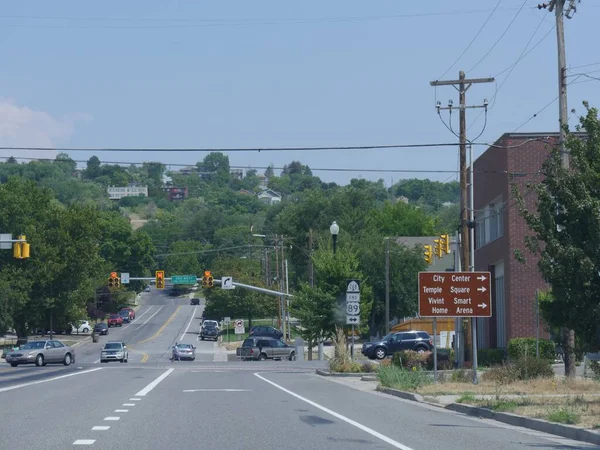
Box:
172;343;196;361
5;340;75;367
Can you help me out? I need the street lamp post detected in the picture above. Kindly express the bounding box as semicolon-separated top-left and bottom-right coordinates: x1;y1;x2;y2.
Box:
330;221;339;254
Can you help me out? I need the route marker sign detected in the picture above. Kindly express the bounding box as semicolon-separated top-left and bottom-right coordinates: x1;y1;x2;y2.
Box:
171;275;197;285
418;271;492;318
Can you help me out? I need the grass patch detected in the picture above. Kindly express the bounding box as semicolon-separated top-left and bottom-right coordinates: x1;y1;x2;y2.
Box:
546;407;581;425
476;397;529;412
456;392;476;403
378;364;432;391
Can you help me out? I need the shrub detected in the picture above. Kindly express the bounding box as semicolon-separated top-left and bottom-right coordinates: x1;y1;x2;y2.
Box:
589;360;600;380
360;362;377;373
478;348;505;367
378;364;432;391
391;350;430;369
330;361;363;373
507;338;555;361
481;355;553;384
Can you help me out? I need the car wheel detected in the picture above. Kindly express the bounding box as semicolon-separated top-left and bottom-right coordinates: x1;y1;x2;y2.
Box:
120;359;124;363
259;353;267;361
63;353;72;366
83;328;89;333
289;352;296;361
416;347;426;353
375;347;386;360
201;337;204;340
10;362;18;367
35;354;44;367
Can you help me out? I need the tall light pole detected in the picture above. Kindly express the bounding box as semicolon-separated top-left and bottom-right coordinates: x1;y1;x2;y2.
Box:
330;221;339;254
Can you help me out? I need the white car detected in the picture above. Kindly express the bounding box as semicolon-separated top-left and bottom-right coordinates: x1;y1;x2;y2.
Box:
71;320;91;334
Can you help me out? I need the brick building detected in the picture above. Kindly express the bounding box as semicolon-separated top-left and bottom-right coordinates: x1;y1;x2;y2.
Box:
473;132;559;350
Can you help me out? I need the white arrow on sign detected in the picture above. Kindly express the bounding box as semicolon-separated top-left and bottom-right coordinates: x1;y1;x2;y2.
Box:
477;275;487;281
478;303;487;309
477;287;487;293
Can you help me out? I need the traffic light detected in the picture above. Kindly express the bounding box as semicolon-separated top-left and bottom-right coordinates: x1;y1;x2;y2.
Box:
13;235;30;259
202;270;212;288
207;273;214;288
108;271;117;289
423;245;433;265
156;270;165;289
433;239;443;258
114;277;121;289
440;234;451;254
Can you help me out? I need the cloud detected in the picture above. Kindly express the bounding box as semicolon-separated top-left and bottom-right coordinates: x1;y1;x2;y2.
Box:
0;99;91;160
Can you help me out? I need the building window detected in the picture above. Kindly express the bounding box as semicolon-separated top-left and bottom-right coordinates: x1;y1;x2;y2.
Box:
476;195;504;248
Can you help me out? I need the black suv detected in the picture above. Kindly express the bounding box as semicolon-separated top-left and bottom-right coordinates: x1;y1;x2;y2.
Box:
200;323;218;341
362;330;433;360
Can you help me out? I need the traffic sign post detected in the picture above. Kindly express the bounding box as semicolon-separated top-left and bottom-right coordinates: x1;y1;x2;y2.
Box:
224;317;231;343
346;279;361;359
234;319;245;338
418;271;492;318
171;275;197;285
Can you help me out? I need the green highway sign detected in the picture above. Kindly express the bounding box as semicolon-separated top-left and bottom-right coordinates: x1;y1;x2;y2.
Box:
171;275;197;285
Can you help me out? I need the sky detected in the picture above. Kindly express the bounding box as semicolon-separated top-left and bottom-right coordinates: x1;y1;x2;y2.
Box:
0;0;598;186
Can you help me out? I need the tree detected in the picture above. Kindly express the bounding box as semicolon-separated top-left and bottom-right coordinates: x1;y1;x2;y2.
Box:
511;104;600;377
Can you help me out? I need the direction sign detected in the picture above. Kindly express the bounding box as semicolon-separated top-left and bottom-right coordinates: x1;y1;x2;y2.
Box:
418;271;492;318
120;272;130;284
346;302;360;315
234;319;245;335
346;315;360;325
172;275;197;285
346;279;361;293
222;276;234;290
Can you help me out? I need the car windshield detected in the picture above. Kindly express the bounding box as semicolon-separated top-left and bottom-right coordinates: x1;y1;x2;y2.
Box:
19;342;46;350
119;311;128;315
94;323;104;328
110;315;119;319
104;343;122;350
204;323;216;329
382;333;394;341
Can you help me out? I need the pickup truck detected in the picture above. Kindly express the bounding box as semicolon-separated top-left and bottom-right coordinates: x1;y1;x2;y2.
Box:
236;336;296;361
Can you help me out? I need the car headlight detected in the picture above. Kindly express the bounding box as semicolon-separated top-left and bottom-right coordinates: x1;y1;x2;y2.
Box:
28;351;36;356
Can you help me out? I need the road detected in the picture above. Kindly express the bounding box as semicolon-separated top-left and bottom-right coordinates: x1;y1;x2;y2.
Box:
0;288;596;449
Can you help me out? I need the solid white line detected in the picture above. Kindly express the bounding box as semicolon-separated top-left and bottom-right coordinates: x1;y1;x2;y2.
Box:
73;440;95;445
115;409;129;412
135;368;174;396
92;426;110;431
180;306;197;341
104;417;120;421
135;306;163;330
123;403;135;406
183;389;251;392
130;398;141;401
254;373;414;450
0;368;103;394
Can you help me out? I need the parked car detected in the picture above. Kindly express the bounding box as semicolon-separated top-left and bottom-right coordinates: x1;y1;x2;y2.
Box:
172;343;196;361
144;286;151;292
100;341;128;363
118;310;131;324
362;330;433;360
236;337;296;361
5;339;75;367
249;325;283;340
71;320;91;334
107;314;123;327
200;322;218;341
120;307;135;320
93;322;109;336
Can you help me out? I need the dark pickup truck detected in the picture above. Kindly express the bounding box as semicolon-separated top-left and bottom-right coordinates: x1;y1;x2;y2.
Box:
236;336;296;361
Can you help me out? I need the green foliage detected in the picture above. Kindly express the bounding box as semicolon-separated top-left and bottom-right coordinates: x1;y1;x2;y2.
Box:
478;348;506;367
507;338;555;361
481;356;554;384
377;364;432;391
511;104;600;349
293;284;337;348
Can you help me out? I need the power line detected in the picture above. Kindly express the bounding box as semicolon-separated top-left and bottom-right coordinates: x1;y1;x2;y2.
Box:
467;0;529;74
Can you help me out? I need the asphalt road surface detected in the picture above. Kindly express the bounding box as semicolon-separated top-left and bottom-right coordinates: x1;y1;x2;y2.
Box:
0;288;596;449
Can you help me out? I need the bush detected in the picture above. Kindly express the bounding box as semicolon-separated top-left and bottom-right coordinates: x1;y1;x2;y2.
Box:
589;360;600;380
360;362;377;373
378;364;432;391
481;355;554;384
478;348;505;367
330;361;363;373
391;350;430;369
507;338;555;361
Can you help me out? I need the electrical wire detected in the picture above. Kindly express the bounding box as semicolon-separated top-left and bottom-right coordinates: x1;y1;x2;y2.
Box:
436;0;504;80
467;0;529;74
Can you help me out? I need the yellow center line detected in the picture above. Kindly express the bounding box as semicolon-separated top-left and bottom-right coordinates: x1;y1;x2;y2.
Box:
135;306;181;346
140;354;149;363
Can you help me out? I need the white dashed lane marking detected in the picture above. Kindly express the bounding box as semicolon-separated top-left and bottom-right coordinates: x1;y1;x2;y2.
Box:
73;440;95;445
130;398;141;401
104;417;120;421
123;403;135;406
92;426;110;431
115;409;129;412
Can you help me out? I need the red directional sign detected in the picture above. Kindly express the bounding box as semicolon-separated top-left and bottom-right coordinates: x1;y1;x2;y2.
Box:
418;271;492;318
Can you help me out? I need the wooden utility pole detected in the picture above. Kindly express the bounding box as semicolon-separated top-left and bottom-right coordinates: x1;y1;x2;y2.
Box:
430;73;494;272
384;237;390;335
308;229;314;288
275;234;281;329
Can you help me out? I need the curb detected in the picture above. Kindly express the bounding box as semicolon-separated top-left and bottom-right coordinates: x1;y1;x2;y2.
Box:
377;386;600;446
316;369;377;378
70;337;92;349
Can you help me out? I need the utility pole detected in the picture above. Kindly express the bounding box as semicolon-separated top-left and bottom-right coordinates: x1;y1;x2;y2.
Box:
431;73;493;375
540;0;578;377
275;234;281;329
308;229;314;288
280;236;287;341
264;248;270;286
384;237;390;335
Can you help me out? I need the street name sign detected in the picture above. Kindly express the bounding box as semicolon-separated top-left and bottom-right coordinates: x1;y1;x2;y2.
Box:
172;275;197;285
418;271;492;318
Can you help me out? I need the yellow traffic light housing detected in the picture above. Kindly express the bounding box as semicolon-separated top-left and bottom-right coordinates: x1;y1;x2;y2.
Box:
108;277;115;288
440;234;450;254
156;270;165;289
433;239;443;258
202;270;211;288
114;277;121;289
13;235;30;259
207;275;214;288
423;245;433;265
